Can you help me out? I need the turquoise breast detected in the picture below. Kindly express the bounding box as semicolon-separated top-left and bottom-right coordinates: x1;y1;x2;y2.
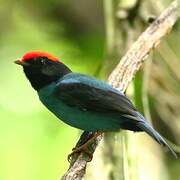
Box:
38;83;121;132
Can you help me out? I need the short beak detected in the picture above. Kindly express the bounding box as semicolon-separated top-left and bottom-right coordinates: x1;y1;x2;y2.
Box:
14;59;29;66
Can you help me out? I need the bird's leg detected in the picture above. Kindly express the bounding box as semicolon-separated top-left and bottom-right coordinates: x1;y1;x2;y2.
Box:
68;131;102;162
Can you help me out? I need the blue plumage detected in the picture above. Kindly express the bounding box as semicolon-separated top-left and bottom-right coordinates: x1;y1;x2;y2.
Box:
38;73;177;157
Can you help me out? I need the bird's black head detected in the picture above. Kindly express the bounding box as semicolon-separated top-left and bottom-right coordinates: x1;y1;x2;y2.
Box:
15;51;71;91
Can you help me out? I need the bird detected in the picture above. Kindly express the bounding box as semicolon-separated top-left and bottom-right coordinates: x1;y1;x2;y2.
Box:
14;51;177;158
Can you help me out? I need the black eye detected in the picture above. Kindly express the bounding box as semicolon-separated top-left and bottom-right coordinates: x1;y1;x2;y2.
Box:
39;57;47;65
40;59;45;64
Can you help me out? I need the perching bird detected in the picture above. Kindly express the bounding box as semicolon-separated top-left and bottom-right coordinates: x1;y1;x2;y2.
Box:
15;51;177;158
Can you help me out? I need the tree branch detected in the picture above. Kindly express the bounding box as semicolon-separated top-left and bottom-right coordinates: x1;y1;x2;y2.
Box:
61;1;179;179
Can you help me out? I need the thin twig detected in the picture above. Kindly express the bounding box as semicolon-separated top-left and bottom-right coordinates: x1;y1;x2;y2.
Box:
61;1;179;179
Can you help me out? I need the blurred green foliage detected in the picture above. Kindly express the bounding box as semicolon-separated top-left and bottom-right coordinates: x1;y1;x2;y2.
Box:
0;0;104;179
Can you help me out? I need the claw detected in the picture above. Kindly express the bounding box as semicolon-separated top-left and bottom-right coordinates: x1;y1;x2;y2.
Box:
67;132;102;163
68;147;93;162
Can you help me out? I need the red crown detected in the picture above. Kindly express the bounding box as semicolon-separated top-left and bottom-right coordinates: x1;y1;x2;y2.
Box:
22;51;59;62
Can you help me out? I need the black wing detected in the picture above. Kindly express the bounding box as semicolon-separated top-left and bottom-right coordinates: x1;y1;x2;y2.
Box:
54;80;137;117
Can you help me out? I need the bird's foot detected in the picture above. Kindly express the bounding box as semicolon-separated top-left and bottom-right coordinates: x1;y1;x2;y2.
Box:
68;146;93;163
68;132;102;163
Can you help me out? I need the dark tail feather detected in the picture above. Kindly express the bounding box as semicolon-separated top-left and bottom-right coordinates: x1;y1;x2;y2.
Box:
137;121;177;158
